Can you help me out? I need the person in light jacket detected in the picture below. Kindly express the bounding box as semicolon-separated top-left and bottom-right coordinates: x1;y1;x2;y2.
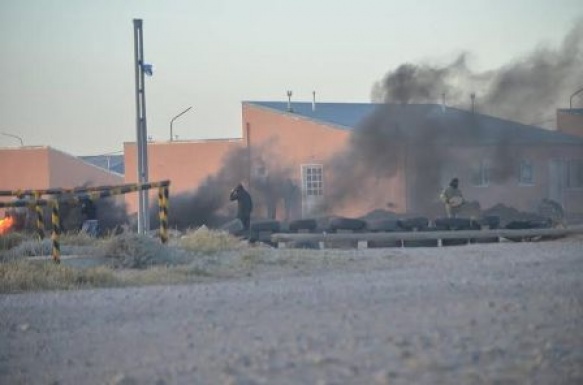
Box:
440;177;465;218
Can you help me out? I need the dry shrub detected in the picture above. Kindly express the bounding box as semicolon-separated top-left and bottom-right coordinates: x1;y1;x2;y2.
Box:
0;260;116;293
0;232;29;252
98;233;188;269
59;231;101;246
179;226;245;254
0;239;52;262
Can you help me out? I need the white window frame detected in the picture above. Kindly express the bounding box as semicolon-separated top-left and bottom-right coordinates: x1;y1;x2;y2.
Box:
470;160;490;187
518;160;535;185
301;164;324;196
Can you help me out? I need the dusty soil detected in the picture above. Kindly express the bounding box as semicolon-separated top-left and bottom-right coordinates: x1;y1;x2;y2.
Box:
1;238;582;385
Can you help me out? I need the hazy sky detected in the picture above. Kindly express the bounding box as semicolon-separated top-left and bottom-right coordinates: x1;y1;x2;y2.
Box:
0;0;581;155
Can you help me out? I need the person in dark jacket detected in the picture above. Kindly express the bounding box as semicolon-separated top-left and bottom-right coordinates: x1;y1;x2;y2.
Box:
230;183;253;231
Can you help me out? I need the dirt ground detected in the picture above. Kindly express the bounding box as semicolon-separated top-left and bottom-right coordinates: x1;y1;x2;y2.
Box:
1;237;582;385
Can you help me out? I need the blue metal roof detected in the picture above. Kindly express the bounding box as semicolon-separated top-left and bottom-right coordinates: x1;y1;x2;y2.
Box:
245;101;583;145
80;155;125;175
244;101;381;130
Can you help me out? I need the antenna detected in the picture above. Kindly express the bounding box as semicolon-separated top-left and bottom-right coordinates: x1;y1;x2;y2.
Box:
312;90;316;112
286;90;293;112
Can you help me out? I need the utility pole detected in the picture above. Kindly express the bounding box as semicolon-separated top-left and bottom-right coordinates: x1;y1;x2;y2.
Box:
133;19;150;234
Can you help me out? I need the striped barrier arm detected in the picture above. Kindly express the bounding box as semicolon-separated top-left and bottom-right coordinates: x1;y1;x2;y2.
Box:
0;181;171;249
0;181;171;207
0;180;171;198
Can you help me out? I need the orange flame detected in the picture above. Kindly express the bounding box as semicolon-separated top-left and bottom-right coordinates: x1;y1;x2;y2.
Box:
0;216;15;235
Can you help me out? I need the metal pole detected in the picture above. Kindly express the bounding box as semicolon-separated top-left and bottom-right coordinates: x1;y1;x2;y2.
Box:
133;19;150;234
170;106;193;141
570;87;583;109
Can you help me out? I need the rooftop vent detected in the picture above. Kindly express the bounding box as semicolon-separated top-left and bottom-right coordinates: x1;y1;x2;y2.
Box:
286;90;293;112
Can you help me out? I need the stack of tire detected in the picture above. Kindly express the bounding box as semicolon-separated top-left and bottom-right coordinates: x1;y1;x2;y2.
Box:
366;218;403;248
325;216;367;249
287;218;319;249
249;220;281;246
433;217;479;246
399;217;438;247
472;215;500;243
504;216;552;242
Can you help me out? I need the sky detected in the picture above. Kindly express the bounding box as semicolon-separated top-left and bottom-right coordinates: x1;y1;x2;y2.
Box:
0;0;581;156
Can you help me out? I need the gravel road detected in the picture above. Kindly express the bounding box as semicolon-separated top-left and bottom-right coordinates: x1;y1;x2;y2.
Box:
1;238;582;385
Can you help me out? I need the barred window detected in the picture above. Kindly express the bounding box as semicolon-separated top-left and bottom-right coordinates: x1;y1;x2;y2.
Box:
470;160;490;187
302;165;323;196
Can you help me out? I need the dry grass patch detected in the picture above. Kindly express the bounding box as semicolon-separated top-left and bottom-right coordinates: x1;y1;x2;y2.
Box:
179;226;245;254
59;231;101;246
117;264;213;286
97;233;190;269
0;232;29;252
0;260;117;293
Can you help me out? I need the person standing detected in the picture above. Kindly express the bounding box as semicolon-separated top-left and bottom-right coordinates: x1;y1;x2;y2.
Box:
230;183;253;232
440;177;465;218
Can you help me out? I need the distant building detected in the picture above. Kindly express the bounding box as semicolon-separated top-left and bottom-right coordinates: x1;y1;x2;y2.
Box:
123;102;583;222
0;146;124;215
2;103;583;226
556;108;583;138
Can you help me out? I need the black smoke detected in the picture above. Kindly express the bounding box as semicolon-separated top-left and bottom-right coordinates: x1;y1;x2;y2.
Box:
149;143;295;231
372;20;583;125
327;20;583;216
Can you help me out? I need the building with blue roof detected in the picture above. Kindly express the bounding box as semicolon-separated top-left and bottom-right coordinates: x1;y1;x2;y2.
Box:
241;101;583;220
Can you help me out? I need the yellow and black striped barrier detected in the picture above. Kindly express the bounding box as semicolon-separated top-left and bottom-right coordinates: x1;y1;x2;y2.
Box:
0;181;171;262
158;185;169;244
0;197;60;263
50;200;61;263
34;191;45;240
0;182;142;198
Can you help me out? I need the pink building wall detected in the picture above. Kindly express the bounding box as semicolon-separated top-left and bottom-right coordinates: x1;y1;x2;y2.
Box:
0;146;123;192
557;109;583;137
0;146;124;216
123;139;243;213
242;103;408;217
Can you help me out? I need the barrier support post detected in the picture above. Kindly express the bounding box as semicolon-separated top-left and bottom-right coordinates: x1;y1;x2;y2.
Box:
50;200;61;264
158;186;169;244
34;191;45;239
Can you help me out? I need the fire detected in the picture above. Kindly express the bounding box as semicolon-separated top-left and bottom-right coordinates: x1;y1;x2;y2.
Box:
0;216;15;235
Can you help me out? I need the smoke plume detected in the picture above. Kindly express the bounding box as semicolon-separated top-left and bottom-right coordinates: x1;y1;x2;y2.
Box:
150;142;295;230
371;20;583;125
327;20;583;216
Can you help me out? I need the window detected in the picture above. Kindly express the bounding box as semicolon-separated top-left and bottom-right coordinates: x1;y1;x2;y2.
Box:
302;164;323;196
470;160;490;187
567;160;583;188
519;160;534;185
